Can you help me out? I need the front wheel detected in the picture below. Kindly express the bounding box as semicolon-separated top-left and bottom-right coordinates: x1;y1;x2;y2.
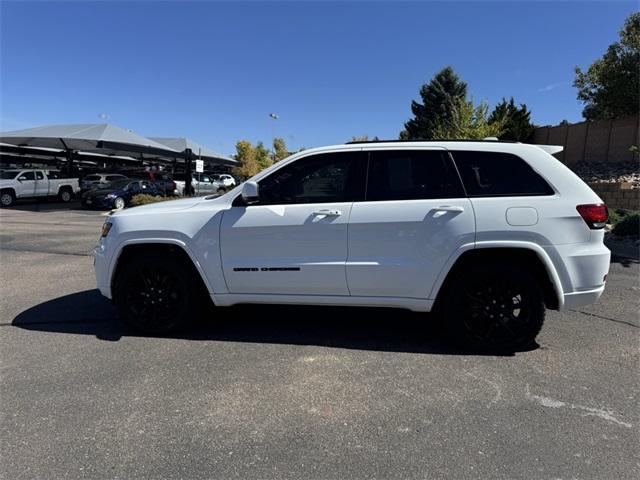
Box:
113;197;125;210
113;255;199;334
444;265;545;352
0;191;15;207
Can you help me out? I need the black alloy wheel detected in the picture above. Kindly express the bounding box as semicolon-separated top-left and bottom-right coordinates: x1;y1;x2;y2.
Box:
114;255;198;334
445;265;545;352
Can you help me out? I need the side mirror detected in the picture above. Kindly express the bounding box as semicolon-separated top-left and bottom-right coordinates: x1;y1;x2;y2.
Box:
18;176;27;181
241;181;259;205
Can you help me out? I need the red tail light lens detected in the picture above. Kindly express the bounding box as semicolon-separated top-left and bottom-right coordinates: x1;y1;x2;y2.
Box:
576;204;608;229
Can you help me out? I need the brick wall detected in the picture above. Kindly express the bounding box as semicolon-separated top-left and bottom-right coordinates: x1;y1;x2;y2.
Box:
533;116;640;165
588;182;640;210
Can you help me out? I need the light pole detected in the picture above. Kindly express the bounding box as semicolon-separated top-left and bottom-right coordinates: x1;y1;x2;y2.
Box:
269;113;278;161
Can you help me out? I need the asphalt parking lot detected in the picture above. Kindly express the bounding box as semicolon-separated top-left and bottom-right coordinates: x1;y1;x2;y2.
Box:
0;203;638;479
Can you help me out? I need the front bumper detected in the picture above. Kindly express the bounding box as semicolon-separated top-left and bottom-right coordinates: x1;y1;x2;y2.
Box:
82;196;115;209
94;244;112;299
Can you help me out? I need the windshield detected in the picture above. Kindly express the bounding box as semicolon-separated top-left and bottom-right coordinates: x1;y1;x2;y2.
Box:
0;171;21;180
84;175;102;181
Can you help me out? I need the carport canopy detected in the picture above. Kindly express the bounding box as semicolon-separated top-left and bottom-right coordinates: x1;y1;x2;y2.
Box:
0;124;180;159
149;137;236;166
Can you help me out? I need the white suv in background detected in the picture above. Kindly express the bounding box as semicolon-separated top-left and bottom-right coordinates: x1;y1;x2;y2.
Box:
94;141;610;351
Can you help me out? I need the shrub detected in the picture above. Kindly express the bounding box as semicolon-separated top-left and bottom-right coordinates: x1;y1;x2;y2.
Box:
613;213;640;237
130;194;176;207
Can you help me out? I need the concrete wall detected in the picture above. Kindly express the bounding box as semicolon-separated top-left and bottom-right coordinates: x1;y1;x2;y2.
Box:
532;116;640;165
589;182;640;210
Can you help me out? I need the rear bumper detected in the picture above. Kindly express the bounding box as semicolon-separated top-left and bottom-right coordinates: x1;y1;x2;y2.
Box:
562;285;605;310
549;241;610;310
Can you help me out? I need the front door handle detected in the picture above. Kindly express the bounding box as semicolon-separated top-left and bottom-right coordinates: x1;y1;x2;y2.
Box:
435;205;464;212
312;209;342;216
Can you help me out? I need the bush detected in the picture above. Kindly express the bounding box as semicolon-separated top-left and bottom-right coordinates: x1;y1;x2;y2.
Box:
608;208;626;226
613;213;640;237
130;194;176;207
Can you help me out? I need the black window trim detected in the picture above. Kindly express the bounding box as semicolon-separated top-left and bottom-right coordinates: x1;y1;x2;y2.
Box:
232;150;367;207
361;148;466;202
449;149;555;198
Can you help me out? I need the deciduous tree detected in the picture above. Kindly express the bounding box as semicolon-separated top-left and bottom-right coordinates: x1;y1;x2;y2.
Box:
574;12;640;119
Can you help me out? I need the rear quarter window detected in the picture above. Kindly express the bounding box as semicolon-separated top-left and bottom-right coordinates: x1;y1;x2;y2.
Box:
451;151;554;197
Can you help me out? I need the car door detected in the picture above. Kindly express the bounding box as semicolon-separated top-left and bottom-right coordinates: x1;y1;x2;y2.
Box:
15;171;36;197
125;181;141;201
34;171;49;196
220;150;366;295
346;148;475;299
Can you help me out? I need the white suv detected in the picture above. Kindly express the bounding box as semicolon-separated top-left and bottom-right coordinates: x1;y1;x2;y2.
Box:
94;141;610;351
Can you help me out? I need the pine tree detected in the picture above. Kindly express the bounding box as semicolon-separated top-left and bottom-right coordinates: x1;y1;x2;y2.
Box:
489;98;535;141
402;67;468;140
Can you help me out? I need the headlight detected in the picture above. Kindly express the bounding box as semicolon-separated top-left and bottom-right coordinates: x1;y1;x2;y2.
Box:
106;193;116;199
101;222;113;237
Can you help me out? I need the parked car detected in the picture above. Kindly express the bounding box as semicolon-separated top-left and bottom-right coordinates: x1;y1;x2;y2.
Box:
149;172;176;196
210;174;236;189
174;173;220;196
94;140;611;352
81;179;159;210
0;169;80;207
80;173;128;192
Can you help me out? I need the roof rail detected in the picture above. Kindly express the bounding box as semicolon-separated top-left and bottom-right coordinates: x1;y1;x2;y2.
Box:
345;138;521;144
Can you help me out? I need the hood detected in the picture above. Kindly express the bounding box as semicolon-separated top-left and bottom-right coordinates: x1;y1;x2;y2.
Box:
111;195;206;216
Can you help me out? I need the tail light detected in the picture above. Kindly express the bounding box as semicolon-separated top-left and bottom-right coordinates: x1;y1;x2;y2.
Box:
576;204;608;229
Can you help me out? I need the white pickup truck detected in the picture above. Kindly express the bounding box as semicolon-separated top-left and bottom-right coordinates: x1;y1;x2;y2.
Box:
0;169;80;207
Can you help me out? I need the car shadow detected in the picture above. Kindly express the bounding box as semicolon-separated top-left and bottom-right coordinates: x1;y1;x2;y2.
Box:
1;199;83;212
610;253;639;267
10;289;536;356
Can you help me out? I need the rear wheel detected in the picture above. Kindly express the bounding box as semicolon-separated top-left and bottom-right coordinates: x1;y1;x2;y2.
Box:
58;189;72;203
0;191;15;207
444;264;545;352
114;255;199;334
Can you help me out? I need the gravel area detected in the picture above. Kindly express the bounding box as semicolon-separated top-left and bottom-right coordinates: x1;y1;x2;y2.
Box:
571;160;640;188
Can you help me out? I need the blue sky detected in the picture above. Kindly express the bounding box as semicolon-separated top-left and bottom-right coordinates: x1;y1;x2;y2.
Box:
1;1;636;155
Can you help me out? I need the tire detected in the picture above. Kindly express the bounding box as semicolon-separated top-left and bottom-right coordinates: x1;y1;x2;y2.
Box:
443;264;545;353
113;255;200;334
58;189;72;203
0;190;15;207
113;197;125;210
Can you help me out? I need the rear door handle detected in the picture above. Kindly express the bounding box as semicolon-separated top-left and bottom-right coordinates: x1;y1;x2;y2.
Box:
435;205;464;212
312;209;342;216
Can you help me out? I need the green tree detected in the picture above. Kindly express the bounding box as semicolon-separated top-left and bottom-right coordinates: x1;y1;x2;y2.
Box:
402;66;468;140
232;140;259;177
431;99;505;140
255;141;273;171
272;137;289;161
574;12;640;120
489;97;535;141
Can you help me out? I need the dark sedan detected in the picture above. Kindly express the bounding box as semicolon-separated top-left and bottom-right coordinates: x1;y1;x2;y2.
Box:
81;179;159;210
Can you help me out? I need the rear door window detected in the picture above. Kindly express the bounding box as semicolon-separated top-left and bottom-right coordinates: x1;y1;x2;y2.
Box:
366;150;464;201
451;151;554;197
